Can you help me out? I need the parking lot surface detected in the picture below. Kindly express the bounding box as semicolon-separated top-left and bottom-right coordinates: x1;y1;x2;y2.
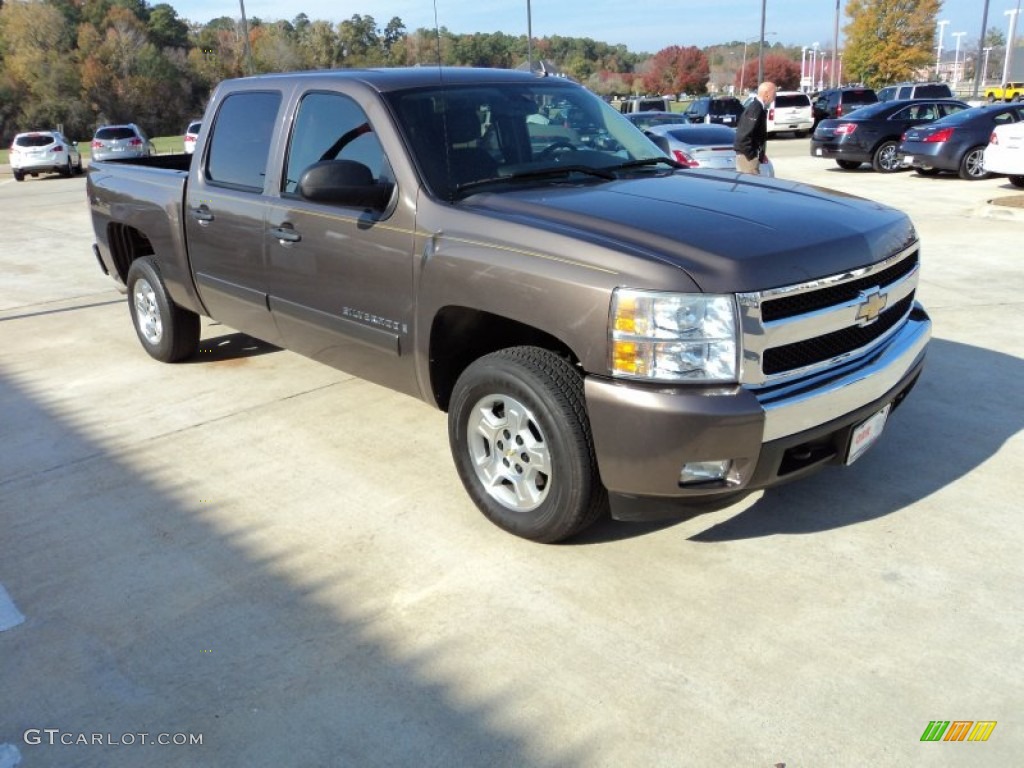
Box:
1;143;1022;767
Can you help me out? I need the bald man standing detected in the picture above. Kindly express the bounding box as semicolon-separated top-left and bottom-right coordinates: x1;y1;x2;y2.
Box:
734;81;776;174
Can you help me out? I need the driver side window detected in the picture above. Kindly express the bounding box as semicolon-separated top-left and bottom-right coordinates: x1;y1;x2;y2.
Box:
283;91;392;197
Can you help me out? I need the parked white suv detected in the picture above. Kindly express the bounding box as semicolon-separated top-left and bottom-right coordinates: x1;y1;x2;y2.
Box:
766;91;814;137
9;130;83;181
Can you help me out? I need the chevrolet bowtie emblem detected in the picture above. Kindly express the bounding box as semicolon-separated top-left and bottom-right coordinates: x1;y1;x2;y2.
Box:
855;288;888;326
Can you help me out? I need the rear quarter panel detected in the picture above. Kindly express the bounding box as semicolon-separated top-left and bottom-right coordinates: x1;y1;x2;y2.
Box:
87;159;205;314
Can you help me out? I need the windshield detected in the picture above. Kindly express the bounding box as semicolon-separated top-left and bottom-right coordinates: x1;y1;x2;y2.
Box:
385;81;664;200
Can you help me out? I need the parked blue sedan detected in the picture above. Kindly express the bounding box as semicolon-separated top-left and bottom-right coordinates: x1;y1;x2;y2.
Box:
897;103;1024;179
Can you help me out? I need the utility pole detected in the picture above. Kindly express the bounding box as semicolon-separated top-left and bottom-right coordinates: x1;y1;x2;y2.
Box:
936;20;949;80
830;0;840;88
1004;8;1021;87
972;0;991;98
952;32;966;85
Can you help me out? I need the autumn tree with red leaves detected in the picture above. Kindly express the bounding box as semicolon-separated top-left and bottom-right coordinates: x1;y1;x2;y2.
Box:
643;46;710;95
734;53;801;93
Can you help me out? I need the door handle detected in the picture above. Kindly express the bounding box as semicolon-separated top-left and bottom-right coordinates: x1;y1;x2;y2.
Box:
190;206;214;224
269;225;301;244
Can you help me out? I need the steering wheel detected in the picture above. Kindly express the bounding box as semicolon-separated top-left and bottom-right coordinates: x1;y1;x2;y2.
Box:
538;140;578;160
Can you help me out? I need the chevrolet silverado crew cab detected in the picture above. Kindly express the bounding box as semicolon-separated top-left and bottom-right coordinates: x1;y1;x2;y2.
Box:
87;68;930;542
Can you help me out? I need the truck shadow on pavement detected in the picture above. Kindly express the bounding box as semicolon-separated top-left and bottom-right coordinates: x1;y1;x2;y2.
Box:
0;368;580;766
581;338;1022;544
188;330;281;363
688;338;1023;542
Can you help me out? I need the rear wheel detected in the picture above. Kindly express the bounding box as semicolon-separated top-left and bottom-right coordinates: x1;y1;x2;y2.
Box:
13;170;24;182
447;347;607;543
958;146;988;180
836;159;861;170
871;140;901;172
1009;175;1024;188
126;257;200;362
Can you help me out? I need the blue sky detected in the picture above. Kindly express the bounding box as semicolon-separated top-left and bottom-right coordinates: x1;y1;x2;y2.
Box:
170;1;1005;54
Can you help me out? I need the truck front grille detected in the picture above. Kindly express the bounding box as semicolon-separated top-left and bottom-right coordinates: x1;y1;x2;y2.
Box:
738;244;920;386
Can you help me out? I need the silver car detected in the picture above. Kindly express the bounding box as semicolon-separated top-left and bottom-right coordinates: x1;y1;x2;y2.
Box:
91;124;154;162
644;123;775;175
9;130;83;181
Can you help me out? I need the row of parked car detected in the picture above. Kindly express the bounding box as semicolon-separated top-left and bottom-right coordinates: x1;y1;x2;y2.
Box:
8;121;201;181
810;98;1024;183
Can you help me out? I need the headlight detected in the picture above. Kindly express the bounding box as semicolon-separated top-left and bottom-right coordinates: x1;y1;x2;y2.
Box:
610;289;738;382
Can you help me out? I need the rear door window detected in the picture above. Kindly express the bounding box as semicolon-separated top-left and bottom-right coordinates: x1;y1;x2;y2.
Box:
775;94;809;109
205;91;282;191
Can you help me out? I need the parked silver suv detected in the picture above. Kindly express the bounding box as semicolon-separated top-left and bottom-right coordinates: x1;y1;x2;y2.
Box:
9;130;83;181
91;124;154;162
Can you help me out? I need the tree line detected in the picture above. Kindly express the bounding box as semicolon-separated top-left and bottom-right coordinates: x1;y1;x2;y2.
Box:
0;0;651;143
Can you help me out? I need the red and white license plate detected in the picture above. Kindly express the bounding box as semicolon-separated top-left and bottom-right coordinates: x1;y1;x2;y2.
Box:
845;404;891;465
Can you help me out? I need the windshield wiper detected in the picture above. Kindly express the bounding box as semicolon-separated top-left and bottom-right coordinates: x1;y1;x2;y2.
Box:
456;164;617;194
612;157;686;171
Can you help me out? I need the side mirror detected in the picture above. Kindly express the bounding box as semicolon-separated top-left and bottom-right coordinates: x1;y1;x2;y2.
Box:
298;160;392;210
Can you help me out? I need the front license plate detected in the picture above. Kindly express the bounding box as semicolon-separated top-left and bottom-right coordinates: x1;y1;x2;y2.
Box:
815;148;823;156
846;404;891;465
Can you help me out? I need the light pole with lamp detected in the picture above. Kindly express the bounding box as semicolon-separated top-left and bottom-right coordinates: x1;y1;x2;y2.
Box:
952;31;966;85
983;47;993;85
740;32;775;94
935;20;949;79
1003;8;1021;88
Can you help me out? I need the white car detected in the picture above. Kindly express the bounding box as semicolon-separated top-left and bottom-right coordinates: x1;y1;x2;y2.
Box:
9;130;83;181
183;120;201;154
766;91;814;137
983;122;1024;187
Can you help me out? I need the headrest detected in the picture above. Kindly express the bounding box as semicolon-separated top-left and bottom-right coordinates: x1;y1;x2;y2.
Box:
445;109;482;144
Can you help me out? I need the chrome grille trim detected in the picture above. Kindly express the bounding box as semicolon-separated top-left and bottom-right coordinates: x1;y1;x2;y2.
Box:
737;243;920;386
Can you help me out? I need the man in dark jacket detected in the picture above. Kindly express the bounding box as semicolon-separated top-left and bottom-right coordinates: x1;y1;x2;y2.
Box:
734;81;776;174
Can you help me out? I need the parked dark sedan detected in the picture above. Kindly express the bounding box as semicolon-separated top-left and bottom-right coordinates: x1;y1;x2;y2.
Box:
811;98;968;172
897;103;1024;179
623;111;688;130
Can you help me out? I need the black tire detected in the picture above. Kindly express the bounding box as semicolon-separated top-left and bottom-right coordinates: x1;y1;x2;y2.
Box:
13;170;24;182
987;94;996;103
60;156;73;178
126;257;200;363
74;157;84;174
447;346;607;543
914;166;940;176
958;146;988;180
835;159;861;170
1009;175;1024;188
871;140;901;173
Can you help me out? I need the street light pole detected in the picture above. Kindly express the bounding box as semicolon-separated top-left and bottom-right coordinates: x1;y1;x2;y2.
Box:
935;20;949;79
972;0;991;98
757;0;767;85
527;0;533;73
1003;9;1021;87
952;32;966;85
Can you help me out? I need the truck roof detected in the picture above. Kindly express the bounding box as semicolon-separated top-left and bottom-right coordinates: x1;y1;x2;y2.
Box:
227;66;561;94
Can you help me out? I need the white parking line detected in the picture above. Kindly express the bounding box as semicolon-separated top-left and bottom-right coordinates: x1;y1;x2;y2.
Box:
0;584;25;631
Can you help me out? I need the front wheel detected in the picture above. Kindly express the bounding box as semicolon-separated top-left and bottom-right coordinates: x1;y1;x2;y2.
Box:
871;140;901;172
1009;175;1024;188
126;257;200;362
958;146;988;180
835;159;861;170
448;347;607;543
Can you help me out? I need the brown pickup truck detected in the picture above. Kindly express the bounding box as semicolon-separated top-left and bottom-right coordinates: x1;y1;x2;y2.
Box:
87;68;930;542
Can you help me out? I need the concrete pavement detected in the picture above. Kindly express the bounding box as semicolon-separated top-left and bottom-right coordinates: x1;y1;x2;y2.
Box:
1;145;1021;767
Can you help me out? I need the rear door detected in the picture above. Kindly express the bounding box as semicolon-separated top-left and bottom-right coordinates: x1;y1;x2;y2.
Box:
184;88;285;343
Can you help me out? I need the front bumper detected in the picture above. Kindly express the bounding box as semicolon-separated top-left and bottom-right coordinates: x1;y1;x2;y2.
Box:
585;305;931;521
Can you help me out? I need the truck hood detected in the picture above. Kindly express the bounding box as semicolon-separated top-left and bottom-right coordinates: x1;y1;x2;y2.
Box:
461;171;916;293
